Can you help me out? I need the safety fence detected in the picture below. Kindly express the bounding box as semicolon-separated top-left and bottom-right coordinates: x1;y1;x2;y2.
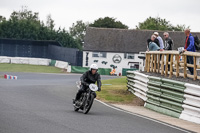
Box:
127;71;200;124
0;39;82;66
145;51;200;80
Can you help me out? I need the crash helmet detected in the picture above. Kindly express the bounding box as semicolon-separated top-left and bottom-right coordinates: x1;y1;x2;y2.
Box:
90;64;98;71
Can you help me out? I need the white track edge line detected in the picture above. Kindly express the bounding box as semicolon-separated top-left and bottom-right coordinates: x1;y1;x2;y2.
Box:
95;99;192;133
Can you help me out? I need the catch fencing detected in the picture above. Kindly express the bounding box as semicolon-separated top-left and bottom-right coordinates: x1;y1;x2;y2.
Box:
127;71;200;124
0;39;82;66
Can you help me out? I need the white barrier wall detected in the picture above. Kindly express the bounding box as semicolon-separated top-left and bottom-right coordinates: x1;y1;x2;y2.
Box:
0;57;68;69
9;57;51;66
55;61;68;69
0;56;11;63
11;57;29;64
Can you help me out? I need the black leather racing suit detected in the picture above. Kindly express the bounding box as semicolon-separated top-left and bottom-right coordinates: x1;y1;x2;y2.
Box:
75;70;101;101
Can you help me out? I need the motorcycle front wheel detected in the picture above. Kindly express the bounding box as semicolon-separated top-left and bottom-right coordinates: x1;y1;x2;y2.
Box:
74;106;79;112
83;94;94;114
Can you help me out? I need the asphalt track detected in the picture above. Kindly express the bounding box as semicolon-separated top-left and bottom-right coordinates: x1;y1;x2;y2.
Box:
0;72;192;133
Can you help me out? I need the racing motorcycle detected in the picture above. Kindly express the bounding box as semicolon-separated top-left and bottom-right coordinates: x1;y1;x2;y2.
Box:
73;81;98;114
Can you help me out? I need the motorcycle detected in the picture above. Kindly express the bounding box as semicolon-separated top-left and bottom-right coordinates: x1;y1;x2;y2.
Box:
73;81;98;114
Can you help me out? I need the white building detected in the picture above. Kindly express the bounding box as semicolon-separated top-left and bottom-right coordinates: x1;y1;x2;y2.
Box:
83;27;149;75
82;51;144;75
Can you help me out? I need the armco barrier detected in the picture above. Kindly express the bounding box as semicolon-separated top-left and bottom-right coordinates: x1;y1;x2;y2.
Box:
127;71;200;124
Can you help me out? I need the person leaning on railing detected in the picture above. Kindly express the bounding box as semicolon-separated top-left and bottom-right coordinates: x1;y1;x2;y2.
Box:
183;29;196;75
147;35;161;51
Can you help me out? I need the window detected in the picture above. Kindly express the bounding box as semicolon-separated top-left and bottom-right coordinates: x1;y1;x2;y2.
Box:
124;53;134;59
129;62;139;69
92;52;107;58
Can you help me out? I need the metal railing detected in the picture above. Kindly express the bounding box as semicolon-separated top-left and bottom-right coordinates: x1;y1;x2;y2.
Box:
145;51;200;80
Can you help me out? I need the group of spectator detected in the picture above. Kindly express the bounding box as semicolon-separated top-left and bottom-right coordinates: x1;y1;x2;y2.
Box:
147;32;173;51
147;29;196;75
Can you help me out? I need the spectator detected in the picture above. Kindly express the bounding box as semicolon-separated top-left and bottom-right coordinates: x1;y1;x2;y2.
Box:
154;32;164;51
110;68;116;75
163;32;173;50
163;32;173;70
147;37;160;50
184;29;195;75
148;35;160;51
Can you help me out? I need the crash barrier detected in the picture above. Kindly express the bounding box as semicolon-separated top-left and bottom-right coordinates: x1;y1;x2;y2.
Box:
4;74;17;80
0;56;10;63
145;51;200;80
127;71;200;124
122;68;138;76
0;56;69;69
71;66;112;75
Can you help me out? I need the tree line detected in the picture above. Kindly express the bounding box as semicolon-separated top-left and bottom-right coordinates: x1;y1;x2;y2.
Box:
0;7;189;50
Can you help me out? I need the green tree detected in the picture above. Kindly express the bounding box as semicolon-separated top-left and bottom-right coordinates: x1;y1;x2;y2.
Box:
0;7;80;49
46;14;55;31
90;17;128;29
136;17;188;31
69;20;89;48
0;15;6;22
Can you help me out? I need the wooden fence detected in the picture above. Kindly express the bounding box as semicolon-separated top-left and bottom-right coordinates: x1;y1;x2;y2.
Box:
145;51;200;80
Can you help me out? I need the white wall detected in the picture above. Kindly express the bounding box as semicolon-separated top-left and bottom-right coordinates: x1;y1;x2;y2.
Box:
83;51;144;75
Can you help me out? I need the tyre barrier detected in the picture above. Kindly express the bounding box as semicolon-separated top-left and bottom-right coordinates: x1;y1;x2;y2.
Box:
127;71;200;124
4;74;18;80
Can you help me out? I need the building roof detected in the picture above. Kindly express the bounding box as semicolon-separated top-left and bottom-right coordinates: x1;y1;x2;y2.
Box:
83;27;200;53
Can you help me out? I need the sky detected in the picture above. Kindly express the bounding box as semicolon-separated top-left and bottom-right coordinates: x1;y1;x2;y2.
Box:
0;0;200;32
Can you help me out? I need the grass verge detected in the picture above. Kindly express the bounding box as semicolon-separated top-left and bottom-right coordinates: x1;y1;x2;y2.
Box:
0;63;64;73
96;77;137;105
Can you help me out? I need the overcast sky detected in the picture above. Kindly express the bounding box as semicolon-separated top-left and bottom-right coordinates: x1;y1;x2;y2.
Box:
1;0;200;32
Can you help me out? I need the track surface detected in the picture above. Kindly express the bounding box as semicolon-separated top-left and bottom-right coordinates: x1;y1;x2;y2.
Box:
0;72;191;133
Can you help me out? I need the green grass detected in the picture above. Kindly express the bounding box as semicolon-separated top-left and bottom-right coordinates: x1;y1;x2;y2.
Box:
0;63;64;73
96;77;136;104
0;63;136;104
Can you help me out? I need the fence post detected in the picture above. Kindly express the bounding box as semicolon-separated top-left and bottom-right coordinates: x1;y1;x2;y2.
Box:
176;55;179;77
165;54;169;76
145;53;148;71
184;55;187;78
169;54;173;78
147;54;150;72
161;54;165;75
153;54;157;72
194;56;197;80
157;54;160;73
150;54;154;72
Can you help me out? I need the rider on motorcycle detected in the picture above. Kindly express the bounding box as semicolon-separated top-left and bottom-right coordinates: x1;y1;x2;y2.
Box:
74;64;101;104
